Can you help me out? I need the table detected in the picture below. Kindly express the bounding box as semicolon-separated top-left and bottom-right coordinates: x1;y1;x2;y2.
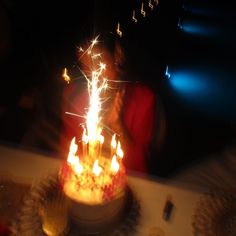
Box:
0;144;204;236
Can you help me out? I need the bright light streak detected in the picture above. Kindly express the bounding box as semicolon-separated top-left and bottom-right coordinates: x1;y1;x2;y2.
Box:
149;0;154;10
116;141;124;159
116;23;122;38
62;68;71;84
111;134;117;149
132;10;138;23
165;65;171;79
141;3;146;17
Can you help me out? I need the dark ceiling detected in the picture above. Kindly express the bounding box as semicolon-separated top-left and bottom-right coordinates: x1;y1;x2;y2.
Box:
1;0;236;176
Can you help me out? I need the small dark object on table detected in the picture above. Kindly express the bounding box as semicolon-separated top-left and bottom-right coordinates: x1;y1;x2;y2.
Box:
162;200;174;221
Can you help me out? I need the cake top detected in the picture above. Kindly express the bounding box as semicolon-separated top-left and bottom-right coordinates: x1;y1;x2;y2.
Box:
61;156;126;205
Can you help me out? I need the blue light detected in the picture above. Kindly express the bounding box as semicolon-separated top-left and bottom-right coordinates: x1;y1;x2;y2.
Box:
165;65;171;79
177;18;182;29
181;19;219;37
190;7;216;17
170;70;209;97
185;4;221;18
167;67;236;120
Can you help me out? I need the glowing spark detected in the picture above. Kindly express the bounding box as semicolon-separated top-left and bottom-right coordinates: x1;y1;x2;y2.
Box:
99;62;106;71
91;37;99;47
78;35;100;60
78;36;110;165
116;23;122;38
62;68;71;84
132;10;138;23
103;81;108;90
78;46;84;52
149;0;154;10
141;3;146;17
91;53;102;59
65;112;84;118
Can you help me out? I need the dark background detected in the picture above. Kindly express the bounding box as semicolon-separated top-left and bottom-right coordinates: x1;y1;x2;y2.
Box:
0;0;236;177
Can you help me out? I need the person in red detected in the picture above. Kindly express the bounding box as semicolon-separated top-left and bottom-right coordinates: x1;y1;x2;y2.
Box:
61;34;162;173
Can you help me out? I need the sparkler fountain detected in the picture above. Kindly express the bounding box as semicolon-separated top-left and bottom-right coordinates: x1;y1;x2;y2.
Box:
60;36;128;232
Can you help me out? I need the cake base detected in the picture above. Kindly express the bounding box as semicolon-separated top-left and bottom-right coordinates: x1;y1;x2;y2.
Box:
11;175;140;236
66;186;128;233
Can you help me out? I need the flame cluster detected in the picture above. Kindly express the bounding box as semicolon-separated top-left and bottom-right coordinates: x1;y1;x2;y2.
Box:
62;36;125;201
67;133;123;177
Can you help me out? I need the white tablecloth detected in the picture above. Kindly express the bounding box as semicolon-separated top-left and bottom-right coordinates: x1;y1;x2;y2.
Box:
0;144;204;236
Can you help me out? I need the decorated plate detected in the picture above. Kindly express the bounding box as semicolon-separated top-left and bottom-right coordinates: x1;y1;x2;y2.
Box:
192;188;236;236
10;174;140;236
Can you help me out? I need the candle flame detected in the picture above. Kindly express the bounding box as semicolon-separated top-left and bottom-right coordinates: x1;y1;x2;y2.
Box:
93;160;102;176
82;127;89;143
116;141;124;158
116;22;123;37
62;68;71;84
111;155;119;173
111;134;117;149
98;133;104;144
67;137;83;175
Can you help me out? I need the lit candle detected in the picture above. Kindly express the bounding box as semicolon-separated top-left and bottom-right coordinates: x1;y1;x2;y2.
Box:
110;134;117;158
82;127;88;158
111;155;119;174
98;134;104;160
93;160;102;176
116;141;124;159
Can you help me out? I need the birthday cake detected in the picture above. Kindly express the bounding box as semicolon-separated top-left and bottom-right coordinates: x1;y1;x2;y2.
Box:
60;155;127;232
59;35;130;233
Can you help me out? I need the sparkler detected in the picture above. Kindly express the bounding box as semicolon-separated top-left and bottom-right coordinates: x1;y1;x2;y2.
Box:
64;35;124;178
62;36;126;204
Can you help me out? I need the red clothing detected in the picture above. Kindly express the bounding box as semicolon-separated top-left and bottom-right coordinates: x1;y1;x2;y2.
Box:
61;82;156;173
0;223;10;236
